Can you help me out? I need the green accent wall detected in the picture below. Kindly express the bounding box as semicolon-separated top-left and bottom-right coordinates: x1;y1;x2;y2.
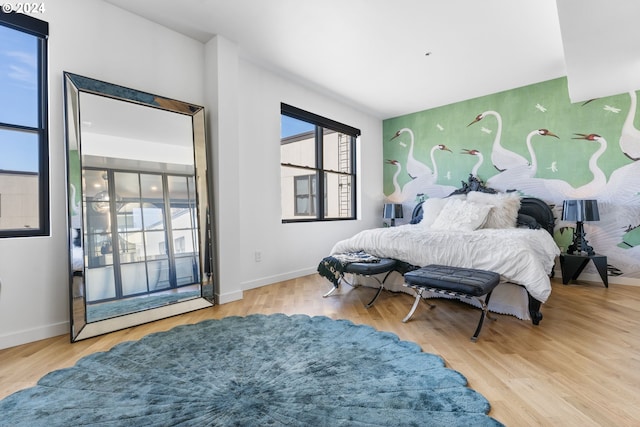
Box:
384;77;637;195
383;77;640;277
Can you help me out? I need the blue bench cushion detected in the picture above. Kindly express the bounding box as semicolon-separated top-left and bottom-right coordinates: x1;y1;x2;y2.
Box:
345;258;397;275
404;265;500;297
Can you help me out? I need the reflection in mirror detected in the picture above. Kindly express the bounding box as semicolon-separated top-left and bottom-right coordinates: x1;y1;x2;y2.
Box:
64;72;214;342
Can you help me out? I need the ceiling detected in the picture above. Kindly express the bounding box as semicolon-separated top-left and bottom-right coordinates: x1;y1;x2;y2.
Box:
104;0;640;119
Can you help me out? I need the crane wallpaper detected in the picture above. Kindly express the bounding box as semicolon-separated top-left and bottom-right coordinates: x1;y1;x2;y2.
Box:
383;77;640;280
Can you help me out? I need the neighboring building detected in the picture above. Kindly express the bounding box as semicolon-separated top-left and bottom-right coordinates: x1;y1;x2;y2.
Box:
0;170;39;230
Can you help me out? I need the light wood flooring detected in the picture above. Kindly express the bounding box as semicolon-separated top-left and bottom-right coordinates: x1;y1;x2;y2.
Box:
1;275;639;426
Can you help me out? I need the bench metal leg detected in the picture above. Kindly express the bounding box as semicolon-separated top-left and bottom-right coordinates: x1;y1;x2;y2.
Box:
323;272;363;298
470;291;496;342
364;270;394;308
324;270;395;308
402;285;496;342
364;280;384;308
322;285;339;298
402;288;424;323
402;288;436;322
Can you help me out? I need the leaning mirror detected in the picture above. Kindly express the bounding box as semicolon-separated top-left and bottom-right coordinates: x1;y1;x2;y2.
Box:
64;72;214;342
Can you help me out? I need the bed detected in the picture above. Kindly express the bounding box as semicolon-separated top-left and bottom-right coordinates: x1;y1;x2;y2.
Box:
327;176;560;324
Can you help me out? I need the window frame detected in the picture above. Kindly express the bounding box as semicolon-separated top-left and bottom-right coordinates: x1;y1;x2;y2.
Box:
281;103;359;223
0;12;49;238
293;173;330;217
294;174;316;216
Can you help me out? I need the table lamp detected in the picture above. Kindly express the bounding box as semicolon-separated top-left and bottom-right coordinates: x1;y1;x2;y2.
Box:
383;203;403;227
562;199;599;256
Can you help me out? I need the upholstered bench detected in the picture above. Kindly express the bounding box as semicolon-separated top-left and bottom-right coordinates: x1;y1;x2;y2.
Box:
402;265;500;341
322;258;398;308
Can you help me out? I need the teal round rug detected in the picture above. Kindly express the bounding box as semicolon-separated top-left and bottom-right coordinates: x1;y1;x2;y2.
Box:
0;314;503;426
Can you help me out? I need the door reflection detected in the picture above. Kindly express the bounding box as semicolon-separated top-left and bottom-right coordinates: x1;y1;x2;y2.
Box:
83;168;200;319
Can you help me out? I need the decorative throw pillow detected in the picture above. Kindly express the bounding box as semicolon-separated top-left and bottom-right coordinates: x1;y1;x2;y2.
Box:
517;213;541;229
466;191;521;229
409;213;423;224
430;198;492;231
417;197;450;228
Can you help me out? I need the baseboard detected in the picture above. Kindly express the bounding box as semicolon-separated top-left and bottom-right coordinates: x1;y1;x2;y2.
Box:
0;321;69;350
240;267;317;291
606;275;640;286
552;267;640;287
216;289;243;304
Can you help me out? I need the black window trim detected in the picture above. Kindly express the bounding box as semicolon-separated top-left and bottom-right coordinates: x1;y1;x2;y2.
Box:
281;103;359;223
281;103;361;137
0;12;49;238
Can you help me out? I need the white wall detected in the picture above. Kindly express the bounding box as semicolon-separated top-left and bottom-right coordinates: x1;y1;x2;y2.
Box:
235;59;382;290
204;36;243;304
203;37;383;302
0;0;205;349
0;0;383;349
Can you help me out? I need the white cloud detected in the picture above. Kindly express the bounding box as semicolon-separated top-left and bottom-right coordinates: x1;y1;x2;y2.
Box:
6;51;36;68
8;64;32;82
3;50;36;88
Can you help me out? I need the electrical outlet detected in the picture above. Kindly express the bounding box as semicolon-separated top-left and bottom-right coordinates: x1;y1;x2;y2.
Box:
254;251;262;262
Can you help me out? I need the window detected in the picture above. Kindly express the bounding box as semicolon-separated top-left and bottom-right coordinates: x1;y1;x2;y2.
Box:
294;174;329;216
281;104;359;222
294;175;316;216
0;12;49;237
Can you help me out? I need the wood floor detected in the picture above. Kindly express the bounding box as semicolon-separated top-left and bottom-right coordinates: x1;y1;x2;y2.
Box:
1;275;639;426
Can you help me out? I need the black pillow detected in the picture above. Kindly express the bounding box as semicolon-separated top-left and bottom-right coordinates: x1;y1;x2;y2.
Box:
410;213;423;224
517;213;540;229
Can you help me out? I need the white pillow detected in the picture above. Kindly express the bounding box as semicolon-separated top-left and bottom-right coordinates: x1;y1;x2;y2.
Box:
430;199;492;231
466;191;521;229
418;198;449;228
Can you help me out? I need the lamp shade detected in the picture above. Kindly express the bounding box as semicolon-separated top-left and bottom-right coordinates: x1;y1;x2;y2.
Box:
383;203;403;219
562;199;600;222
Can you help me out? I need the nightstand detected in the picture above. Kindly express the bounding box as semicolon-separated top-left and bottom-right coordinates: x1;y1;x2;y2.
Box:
559;253;608;287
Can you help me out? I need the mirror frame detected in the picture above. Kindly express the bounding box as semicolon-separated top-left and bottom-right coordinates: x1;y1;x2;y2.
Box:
63;72;215;342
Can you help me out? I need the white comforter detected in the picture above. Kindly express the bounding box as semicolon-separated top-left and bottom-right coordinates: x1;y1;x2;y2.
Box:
331;225;560;302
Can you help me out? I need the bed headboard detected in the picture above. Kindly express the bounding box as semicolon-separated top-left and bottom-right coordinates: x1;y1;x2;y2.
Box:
518;197;555;234
410;175;555;235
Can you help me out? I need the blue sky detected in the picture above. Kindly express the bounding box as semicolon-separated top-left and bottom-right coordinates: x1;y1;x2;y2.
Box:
281;115;314;139
0;24;38;172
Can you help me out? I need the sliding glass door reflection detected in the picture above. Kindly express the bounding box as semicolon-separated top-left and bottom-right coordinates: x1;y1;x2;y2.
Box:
84;168;200;311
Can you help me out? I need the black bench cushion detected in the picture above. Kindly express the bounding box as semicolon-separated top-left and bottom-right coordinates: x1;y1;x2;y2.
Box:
344;258;397;275
404;265;500;297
